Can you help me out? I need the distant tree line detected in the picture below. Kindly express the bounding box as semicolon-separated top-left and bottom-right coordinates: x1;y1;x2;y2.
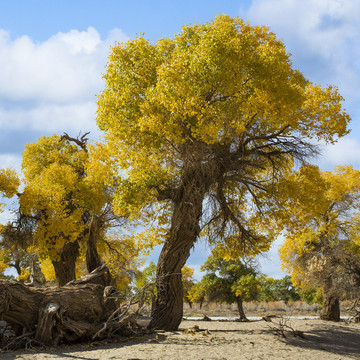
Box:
134;249;326;321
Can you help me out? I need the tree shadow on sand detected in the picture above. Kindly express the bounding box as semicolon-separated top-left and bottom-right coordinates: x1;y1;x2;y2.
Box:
281;325;360;359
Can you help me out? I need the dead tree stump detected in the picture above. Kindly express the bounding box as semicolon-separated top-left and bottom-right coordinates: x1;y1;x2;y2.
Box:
0;265;118;346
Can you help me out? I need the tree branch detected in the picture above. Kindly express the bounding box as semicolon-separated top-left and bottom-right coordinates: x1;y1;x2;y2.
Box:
60;132;90;152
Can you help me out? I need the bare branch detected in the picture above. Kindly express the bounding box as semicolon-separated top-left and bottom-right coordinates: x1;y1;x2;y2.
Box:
60;132;90;152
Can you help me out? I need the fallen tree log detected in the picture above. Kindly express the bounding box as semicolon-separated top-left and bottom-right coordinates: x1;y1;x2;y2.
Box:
0;265;144;348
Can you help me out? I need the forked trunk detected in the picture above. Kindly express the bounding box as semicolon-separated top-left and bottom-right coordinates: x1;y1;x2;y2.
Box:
52;241;79;286
149;175;206;330
236;297;248;321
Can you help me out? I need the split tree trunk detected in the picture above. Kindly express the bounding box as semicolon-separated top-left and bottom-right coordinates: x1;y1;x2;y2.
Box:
149;172;206;330
52;241;80;286
236;297;248;321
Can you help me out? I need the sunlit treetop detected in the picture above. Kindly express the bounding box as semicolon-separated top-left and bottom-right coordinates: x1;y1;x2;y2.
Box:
21;135;109;216
20;135;109;258
98;16;348;149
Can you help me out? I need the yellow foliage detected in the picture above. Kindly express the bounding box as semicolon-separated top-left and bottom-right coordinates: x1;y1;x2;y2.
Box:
234;274;261;299
182;265;194;281
0;168;20;212
278;165;360;289
20;135;110;261
39;257;56;281
18;268;31;283
0;257;7;274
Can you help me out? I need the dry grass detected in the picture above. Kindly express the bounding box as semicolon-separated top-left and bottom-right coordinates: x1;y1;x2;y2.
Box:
183;301;322;318
140;300;354;319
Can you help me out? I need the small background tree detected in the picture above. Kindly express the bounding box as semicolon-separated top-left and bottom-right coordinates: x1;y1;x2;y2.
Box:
258;275;300;304
182;265;196;308
200;247;260;321
187;281;206;309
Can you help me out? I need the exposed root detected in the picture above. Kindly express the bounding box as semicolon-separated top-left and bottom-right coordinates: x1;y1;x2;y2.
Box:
0;270;156;351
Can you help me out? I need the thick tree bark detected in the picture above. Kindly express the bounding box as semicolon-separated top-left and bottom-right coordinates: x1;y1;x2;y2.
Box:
0;281;105;337
13;259;21;277
52;241;79;286
320;280;340;321
149;172;207;330
320;293;340;321
67;264;113;288
86;215;102;273
236;297;248;321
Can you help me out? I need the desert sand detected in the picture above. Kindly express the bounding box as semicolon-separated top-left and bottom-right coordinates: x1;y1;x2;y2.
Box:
1;318;359;360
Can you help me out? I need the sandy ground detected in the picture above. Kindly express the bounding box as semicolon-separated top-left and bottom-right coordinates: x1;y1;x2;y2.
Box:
1;318;359;360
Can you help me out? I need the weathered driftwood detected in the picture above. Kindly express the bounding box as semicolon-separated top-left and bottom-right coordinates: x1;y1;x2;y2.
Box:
0;265;143;349
66;263;113;288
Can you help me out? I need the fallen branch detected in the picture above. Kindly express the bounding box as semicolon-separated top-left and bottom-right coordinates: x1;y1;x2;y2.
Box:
267;315;306;339
92;281;155;340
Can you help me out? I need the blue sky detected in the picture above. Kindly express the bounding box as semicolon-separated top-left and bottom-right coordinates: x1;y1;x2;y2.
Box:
1;0;359;279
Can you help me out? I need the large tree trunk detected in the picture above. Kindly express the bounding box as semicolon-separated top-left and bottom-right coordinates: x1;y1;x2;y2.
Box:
320;280;340;321
320;293;340;321
86;215;102;273
236;297;248;321
52;241;79;286
149;173;206;330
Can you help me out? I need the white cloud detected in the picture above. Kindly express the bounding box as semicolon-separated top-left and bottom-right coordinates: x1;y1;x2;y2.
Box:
244;0;360;102
0;153;22;172
0;27;128;103
0;27;129;135
318;137;360;169
0;101;99;134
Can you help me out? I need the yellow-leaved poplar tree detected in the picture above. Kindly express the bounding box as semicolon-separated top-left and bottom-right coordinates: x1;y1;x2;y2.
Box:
278;165;360;321
95;15;350;329
20;134;121;285
181;265;196;308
